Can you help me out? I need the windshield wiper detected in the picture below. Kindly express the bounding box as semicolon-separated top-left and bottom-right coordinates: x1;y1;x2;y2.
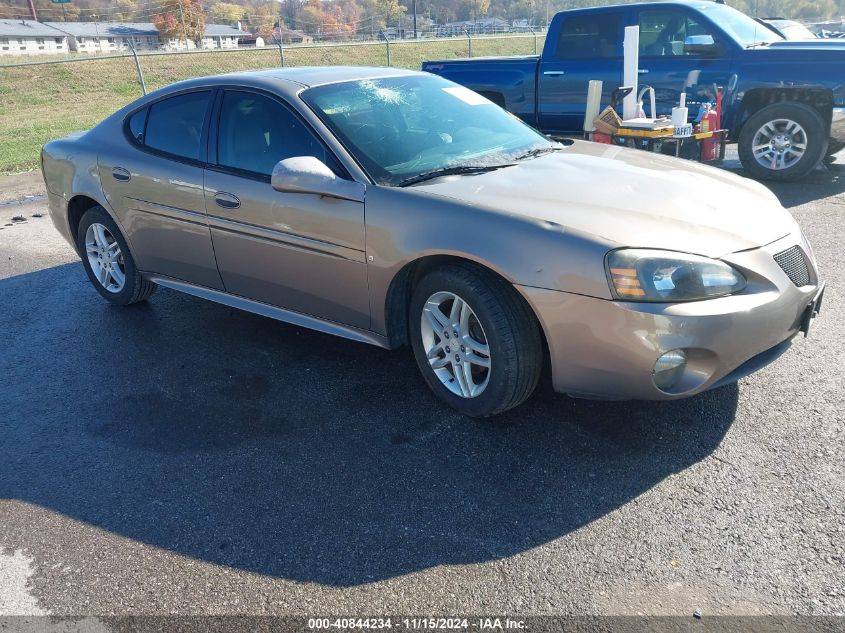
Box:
397;163;515;187
746;41;772;48
514;145;566;161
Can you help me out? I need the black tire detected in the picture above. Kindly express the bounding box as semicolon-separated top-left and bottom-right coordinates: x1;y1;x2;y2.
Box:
76;206;155;306
409;262;542;418
738;102;827;181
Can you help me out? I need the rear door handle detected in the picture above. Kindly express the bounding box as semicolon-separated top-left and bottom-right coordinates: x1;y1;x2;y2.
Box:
112;167;131;182
214;192;240;209
543;70;565;76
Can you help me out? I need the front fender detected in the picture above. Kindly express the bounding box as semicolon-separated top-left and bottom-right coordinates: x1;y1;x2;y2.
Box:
364;185;613;335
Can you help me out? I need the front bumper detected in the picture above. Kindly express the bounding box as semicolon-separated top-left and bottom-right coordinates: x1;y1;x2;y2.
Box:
831;107;845;143
517;233;822;400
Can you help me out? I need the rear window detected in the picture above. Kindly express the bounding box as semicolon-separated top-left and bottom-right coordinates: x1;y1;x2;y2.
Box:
143;91;212;161
555;13;622;60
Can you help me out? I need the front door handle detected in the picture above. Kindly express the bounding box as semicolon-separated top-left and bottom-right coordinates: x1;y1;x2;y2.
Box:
639;69;650;74
543;70;565;76
112;167;131;182
214;192;240;209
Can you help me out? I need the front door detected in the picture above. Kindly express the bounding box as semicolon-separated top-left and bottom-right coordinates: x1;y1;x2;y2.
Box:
537;10;625;134
203;89;370;329
633;7;735;121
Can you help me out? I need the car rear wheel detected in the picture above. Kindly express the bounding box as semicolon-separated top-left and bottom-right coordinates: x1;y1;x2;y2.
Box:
409;263;542;417
77;206;155;305
738;103;827;181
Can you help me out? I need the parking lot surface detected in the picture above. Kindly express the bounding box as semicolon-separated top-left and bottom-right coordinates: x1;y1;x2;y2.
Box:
0;160;843;618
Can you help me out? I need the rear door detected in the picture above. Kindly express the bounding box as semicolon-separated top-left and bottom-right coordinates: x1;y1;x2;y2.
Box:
634;7;735;120
98;90;224;289
537;10;624;134
203;88;370;329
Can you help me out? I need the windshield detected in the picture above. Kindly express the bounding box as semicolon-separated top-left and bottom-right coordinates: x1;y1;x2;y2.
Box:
697;3;782;46
301;75;554;186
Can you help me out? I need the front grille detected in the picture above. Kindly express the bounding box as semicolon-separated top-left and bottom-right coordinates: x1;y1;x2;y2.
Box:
773;245;811;287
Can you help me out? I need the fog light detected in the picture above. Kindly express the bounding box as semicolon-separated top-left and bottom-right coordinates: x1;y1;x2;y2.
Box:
653;349;687;391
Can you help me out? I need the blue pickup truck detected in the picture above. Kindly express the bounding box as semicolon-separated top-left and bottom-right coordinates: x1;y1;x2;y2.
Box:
422;0;845;181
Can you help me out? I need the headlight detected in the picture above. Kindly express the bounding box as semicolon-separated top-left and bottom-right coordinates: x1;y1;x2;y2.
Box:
606;249;746;302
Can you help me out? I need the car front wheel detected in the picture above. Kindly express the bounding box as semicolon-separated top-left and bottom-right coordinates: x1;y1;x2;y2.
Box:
738;103;827;181
77;206;155;305
409;263;542;417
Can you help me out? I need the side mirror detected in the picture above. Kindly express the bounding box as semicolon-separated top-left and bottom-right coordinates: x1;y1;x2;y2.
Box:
684;34;718;56
271;156;365;202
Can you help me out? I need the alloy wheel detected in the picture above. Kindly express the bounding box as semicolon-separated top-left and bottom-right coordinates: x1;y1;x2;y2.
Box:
420;291;491;398
85;222;126;293
751;118;808;171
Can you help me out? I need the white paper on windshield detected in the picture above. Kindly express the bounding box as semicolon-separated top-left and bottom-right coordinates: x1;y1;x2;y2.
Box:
442;86;492;106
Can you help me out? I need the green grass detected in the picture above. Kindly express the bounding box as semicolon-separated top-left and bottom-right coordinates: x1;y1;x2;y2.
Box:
0;34;544;173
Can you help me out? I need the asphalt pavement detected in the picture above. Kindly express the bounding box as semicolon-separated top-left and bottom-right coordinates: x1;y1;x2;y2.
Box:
0;159;842;620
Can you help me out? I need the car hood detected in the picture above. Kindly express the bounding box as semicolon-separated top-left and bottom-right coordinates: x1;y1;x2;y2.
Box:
412;141;797;257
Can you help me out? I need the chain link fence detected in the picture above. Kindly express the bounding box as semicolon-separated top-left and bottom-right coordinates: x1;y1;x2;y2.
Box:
0;32;545;173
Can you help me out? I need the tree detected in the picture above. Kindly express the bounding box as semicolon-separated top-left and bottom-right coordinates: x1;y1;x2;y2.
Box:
110;0;138;21
376;0;406;27
785;0;837;19
461;0;491;20
33;0;81;21
299;3;324;35
209;1;244;25
320;3;359;39
152;0;206;45
280;0;307;25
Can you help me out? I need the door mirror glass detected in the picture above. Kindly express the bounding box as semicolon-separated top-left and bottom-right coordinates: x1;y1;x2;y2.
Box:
271;156;365;202
684;34;717;55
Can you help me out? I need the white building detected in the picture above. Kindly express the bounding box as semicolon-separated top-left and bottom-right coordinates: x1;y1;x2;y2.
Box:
45;22;158;53
45;22;161;54
201;24;243;49
0;20;68;56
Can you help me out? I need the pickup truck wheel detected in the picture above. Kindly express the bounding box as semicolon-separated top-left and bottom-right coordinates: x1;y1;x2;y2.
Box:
738;103;827;181
77;206;155;305
409;263;542;418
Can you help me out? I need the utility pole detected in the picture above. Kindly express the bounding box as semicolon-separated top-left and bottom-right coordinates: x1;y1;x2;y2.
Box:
413;0;417;39
27;0;37;21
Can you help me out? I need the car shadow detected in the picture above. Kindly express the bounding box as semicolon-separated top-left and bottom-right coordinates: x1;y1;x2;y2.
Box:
726;161;845;208
1;262;739;586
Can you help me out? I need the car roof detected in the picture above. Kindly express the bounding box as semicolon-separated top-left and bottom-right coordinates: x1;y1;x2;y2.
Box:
155;66;425;95
107;66;432;126
558;0;723;15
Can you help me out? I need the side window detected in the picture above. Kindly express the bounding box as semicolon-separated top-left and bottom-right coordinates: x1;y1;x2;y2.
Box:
144;91;211;161
639;11;714;56
127;108;147;143
555;13;621;60
217;91;327;177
